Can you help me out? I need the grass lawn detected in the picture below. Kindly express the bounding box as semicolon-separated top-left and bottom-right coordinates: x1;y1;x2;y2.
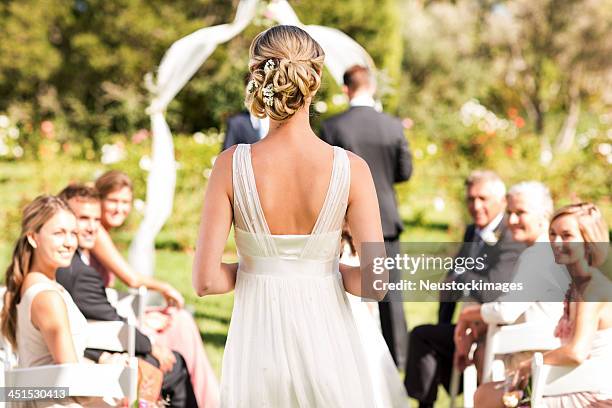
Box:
0;159;462;407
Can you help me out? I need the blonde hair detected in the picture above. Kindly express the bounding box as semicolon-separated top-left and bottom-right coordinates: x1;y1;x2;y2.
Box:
95;170;133;199
1;196;74;349
551;202;609;267
245;25;325;122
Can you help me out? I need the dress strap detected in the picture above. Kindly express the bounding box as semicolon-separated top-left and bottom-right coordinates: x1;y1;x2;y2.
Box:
232;144;278;256
301;147;350;257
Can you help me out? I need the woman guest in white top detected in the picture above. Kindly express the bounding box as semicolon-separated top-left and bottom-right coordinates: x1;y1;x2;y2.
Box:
1;196;117;407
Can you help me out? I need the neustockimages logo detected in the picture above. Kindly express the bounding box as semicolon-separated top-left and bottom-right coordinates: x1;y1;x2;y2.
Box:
372;254;487;275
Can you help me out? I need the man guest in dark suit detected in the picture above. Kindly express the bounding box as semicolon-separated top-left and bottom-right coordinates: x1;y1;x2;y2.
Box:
56;184;198;408
221;111;269;151
320;65;413;368
404;170;526;408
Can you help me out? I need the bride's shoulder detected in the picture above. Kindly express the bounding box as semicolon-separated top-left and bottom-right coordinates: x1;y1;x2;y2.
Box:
214;145;240;170
345;151;372;176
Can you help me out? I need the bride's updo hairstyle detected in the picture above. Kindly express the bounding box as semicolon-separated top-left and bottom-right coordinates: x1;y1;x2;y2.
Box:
245;25;325;122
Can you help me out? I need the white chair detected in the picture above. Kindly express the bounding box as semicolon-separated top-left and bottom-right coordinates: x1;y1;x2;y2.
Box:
531;352;612;406
481;322;561;383
450;322;560;408
106;286;147;327
4;322;138;406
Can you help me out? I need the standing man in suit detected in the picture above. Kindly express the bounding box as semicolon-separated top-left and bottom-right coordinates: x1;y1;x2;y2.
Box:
404;171;526;408
221;111;269;151
320;65;412;368
56;184;198;408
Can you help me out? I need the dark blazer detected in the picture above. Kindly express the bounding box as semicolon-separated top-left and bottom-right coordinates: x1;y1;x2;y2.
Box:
222;111;260;151
57;252;152;361
438;216;527;323
320;106;412;239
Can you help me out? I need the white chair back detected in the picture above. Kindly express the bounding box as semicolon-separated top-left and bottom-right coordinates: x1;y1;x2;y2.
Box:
531;352;612;405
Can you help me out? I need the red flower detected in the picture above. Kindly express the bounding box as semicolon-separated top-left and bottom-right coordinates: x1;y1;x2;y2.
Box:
40;120;55;139
514;116;525;128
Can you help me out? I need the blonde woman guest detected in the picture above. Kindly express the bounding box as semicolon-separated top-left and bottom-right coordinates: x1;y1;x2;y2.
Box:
474;202;612;407
1;196;118;407
91;170;219;408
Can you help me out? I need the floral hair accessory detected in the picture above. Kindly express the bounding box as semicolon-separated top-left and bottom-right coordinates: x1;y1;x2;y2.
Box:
246;79;258;94
264;59;276;74
262;84;275;106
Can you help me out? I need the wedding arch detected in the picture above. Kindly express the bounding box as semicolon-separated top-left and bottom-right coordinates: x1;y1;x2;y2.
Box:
129;0;376;277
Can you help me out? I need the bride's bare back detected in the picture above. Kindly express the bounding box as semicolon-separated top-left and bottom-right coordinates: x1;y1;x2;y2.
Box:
243;137;337;235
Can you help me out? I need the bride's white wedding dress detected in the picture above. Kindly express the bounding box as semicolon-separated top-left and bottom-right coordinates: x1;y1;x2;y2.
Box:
220;144;375;407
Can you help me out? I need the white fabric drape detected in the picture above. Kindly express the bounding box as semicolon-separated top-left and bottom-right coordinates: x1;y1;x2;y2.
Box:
131;0;375;277
266;0;375;84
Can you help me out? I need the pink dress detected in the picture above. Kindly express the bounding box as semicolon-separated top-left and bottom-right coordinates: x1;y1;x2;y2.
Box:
91;256;220;408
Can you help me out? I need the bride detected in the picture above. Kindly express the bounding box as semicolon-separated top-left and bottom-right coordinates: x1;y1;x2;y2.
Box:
193;25;388;407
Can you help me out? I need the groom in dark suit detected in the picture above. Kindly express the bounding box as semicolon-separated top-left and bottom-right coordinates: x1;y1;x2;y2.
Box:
404;171;526;408
320;65;412;368
56;184;198;408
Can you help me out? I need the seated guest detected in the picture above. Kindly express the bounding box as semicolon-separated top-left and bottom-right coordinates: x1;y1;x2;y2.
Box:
475;202;612;407
404;171;526;408
56;184;198;407
454;182;566;379
91;171;219;408
1;196;107;406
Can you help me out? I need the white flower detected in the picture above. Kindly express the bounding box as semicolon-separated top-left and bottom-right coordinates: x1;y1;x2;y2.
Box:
540;149;553;165
263;84;275;107
12;146;23;158
133;199;146;213
426;143;438;155
597;143;611;156
264;59;276;74
246;79;258;94
433;197;445;212
193;132;205;144
314;101;328;113
101;143;126;164
139;155;152;171
8;127;19;139
480;230;499;246
0;115;9;129
502;393;519;407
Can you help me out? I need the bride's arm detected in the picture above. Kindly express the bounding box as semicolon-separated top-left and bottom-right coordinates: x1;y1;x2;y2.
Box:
193;147;239;296
342;153;387;300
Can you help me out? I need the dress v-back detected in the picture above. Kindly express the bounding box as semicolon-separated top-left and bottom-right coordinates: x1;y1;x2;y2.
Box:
220;144;375;407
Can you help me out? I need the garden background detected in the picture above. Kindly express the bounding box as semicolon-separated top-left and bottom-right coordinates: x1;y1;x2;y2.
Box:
1;0;611;405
